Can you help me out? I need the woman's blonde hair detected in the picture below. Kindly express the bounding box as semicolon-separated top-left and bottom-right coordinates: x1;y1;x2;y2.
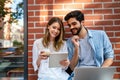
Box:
42;17;65;51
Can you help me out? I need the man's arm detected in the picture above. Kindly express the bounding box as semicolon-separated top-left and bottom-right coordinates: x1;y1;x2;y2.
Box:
102;31;114;67
69;36;80;70
101;58;113;67
66;36;80;75
65;46;79;75
69;46;79;70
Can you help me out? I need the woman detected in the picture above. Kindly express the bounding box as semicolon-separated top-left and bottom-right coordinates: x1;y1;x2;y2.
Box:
32;17;69;80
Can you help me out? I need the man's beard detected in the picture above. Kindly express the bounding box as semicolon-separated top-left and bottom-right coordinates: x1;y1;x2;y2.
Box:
70;26;82;35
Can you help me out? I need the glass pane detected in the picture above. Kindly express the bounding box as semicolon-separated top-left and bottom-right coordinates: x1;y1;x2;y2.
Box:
0;0;25;79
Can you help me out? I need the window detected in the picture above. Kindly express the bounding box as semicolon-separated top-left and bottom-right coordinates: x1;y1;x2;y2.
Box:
0;0;27;79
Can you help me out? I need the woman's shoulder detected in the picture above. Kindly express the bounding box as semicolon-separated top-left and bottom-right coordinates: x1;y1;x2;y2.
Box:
61;40;67;47
33;38;43;44
33;38;44;49
62;40;67;44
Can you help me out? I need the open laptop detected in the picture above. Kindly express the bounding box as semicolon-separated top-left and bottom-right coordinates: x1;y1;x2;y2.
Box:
73;67;116;80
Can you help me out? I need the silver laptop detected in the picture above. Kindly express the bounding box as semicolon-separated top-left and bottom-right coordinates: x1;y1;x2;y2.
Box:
73;67;116;80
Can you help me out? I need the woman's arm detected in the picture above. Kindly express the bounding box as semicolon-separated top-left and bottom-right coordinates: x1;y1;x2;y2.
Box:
36;55;41;68
36;51;49;68
32;41;39;72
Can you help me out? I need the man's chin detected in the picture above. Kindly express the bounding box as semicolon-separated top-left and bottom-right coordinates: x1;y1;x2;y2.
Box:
72;33;78;35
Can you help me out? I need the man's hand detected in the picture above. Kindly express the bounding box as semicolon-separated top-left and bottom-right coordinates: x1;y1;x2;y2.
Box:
71;35;80;48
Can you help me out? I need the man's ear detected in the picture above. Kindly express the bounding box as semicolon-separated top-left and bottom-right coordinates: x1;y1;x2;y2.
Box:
81;20;84;26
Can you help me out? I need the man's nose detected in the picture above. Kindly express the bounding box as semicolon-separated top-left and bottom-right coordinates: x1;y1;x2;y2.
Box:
70;25;74;29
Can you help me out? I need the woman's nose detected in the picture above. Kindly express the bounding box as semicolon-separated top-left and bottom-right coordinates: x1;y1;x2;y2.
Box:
55;29;58;32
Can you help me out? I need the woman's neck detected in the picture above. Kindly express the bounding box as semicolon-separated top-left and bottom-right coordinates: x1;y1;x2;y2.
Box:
50;37;55;42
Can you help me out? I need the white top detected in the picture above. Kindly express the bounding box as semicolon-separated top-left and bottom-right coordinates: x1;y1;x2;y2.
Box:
32;38;69;80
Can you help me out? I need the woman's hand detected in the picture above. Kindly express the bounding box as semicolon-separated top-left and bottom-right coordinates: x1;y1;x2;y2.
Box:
36;51;49;67
39;51;49;60
60;59;70;67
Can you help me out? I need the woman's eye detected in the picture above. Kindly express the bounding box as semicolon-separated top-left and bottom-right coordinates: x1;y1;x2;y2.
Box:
52;26;60;31
52;26;56;29
58;28;60;31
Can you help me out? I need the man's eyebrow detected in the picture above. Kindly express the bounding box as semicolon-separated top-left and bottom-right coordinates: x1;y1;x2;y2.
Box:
71;22;76;24
67;21;76;26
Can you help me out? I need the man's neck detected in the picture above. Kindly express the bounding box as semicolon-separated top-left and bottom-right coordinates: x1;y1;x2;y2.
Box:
78;27;87;39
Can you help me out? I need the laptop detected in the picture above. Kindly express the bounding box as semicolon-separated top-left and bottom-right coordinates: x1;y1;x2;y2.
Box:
73;67;116;80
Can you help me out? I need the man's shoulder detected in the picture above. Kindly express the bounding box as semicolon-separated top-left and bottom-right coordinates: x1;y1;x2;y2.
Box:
66;37;72;42
88;29;106;35
89;29;105;33
88;29;108;40
66;38;73;45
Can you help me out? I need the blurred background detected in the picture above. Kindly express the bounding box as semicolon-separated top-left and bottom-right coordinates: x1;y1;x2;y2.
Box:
0;0;24;79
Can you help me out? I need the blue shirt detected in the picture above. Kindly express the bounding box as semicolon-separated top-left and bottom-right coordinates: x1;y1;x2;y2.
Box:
66;29;114;67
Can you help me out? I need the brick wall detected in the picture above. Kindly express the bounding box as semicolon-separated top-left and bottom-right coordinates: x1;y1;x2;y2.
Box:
28;0;120;79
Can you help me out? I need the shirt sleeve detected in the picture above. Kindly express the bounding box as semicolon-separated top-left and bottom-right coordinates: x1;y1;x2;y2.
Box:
103;31;114;59
66;38;80;67
32;40;39;71
66;38;74;61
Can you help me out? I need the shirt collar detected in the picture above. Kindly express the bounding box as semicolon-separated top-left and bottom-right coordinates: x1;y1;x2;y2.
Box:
85;28;93;38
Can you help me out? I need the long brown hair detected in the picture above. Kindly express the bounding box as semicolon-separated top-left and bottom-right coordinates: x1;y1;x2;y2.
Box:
42;17;65;51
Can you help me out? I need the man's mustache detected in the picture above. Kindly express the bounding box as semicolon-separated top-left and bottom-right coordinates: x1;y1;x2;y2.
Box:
70;28;78;31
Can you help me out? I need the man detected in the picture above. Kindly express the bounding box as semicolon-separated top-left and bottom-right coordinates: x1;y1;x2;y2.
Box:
64;10;114;77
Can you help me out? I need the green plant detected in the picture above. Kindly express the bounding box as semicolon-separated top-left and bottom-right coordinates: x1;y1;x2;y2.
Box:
13;40;24;55
13;40;22;47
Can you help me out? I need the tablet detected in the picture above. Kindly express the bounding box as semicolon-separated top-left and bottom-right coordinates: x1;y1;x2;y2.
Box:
49;52;68;68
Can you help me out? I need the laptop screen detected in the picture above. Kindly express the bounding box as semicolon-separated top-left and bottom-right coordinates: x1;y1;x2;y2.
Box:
73;67;116;80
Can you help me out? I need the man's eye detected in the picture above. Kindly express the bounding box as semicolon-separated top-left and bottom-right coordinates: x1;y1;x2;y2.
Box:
68;24;71;27
72;23;76;25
